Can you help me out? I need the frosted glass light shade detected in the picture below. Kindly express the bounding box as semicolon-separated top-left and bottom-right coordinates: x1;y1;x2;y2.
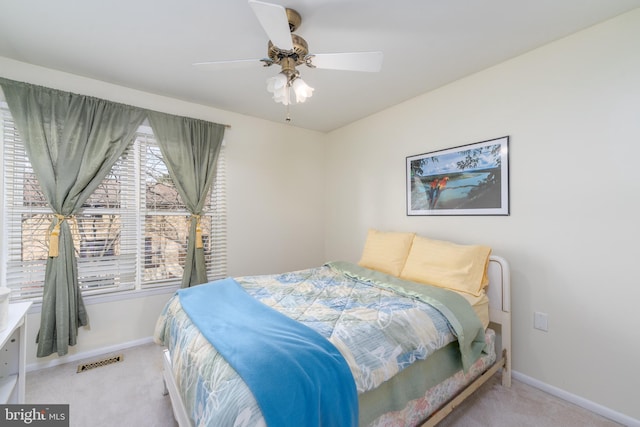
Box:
291;78;314;103
266;72;287;93
266;72;314;105
266;73;290;105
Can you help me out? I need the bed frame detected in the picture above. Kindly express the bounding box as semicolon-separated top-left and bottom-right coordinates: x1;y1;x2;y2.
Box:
422;254;512;426
162;255;511;427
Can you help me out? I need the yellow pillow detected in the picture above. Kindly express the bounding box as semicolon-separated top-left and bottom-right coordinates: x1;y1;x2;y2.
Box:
400;235;491;296
358;229;415;276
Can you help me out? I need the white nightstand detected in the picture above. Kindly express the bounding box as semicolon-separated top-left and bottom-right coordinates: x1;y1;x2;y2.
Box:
0;301;32;404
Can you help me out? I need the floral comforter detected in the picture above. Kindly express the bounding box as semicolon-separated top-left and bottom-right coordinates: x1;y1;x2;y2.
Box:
154;261;486;427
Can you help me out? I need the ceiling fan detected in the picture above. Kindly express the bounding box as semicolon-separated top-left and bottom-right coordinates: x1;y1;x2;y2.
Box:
194;0;383;106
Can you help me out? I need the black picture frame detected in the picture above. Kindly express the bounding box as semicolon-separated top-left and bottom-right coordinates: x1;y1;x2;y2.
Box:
406;136;509;216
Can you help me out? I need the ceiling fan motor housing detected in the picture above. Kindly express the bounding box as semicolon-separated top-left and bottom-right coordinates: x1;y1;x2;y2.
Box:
268;34;308;65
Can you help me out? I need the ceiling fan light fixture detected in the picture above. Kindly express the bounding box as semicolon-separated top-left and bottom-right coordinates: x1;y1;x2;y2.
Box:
266;72;287;93
291;77;314;103
273;86;291;105
266;71;313;105
266;72;290;104
195;1;384;112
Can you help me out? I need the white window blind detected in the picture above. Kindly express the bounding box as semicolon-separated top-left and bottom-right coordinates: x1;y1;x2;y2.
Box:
137;129;227;287
1;104;227;300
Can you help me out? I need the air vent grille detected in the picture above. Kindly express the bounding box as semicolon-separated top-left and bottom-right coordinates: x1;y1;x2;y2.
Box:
77;354;124;373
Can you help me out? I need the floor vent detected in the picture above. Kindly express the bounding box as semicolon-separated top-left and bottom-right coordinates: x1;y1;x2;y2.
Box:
76;354;124;373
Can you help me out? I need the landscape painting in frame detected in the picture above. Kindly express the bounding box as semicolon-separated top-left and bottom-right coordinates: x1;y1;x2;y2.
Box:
407;136;509;216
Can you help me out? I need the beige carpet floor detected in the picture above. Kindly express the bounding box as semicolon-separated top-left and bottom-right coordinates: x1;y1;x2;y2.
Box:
26;342;177;427
26;342;621;427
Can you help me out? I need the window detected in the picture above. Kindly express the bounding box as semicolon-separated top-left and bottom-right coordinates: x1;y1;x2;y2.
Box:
138;129;227;287
0;104;227;301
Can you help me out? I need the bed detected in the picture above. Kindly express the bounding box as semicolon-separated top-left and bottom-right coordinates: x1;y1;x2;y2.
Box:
155;233;511;426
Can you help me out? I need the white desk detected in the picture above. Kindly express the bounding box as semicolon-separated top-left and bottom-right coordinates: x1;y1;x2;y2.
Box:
0;301;32;404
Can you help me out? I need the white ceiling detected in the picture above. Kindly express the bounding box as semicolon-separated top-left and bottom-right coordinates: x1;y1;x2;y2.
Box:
1;0;639;132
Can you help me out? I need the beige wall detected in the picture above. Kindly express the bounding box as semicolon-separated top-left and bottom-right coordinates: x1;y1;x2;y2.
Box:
0;57;327;368
2;6;640;423
325;9;640;423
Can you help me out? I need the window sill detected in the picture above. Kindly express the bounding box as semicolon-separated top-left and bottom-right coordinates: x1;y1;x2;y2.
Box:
25;285;179;314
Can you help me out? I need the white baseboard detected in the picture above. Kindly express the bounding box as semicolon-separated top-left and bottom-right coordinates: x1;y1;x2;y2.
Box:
26;336;155;373
512;371;639;427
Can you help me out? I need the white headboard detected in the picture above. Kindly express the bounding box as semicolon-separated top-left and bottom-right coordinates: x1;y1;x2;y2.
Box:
487;255;511;315
486;255;511;387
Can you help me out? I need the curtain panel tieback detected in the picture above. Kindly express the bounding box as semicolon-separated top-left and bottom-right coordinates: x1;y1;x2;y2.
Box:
48;214;71;258
191;214;204;249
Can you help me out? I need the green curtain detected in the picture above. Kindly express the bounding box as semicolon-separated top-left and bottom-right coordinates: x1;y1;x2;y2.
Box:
0;78;145;357
147;111;225;288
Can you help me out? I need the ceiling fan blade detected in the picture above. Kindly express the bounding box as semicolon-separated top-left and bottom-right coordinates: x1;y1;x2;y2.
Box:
308;51;383;72
193;59;267;70
248;0;293;51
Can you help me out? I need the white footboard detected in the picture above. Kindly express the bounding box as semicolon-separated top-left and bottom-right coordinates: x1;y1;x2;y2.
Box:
163;349;191;427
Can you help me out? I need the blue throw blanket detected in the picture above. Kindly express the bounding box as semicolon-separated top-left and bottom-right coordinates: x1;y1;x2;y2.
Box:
177;278;359;427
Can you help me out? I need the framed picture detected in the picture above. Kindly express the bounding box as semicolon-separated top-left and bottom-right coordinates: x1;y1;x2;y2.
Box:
407;136;509;216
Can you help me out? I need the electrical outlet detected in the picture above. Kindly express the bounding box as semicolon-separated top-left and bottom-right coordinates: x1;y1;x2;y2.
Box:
534;312;549;332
